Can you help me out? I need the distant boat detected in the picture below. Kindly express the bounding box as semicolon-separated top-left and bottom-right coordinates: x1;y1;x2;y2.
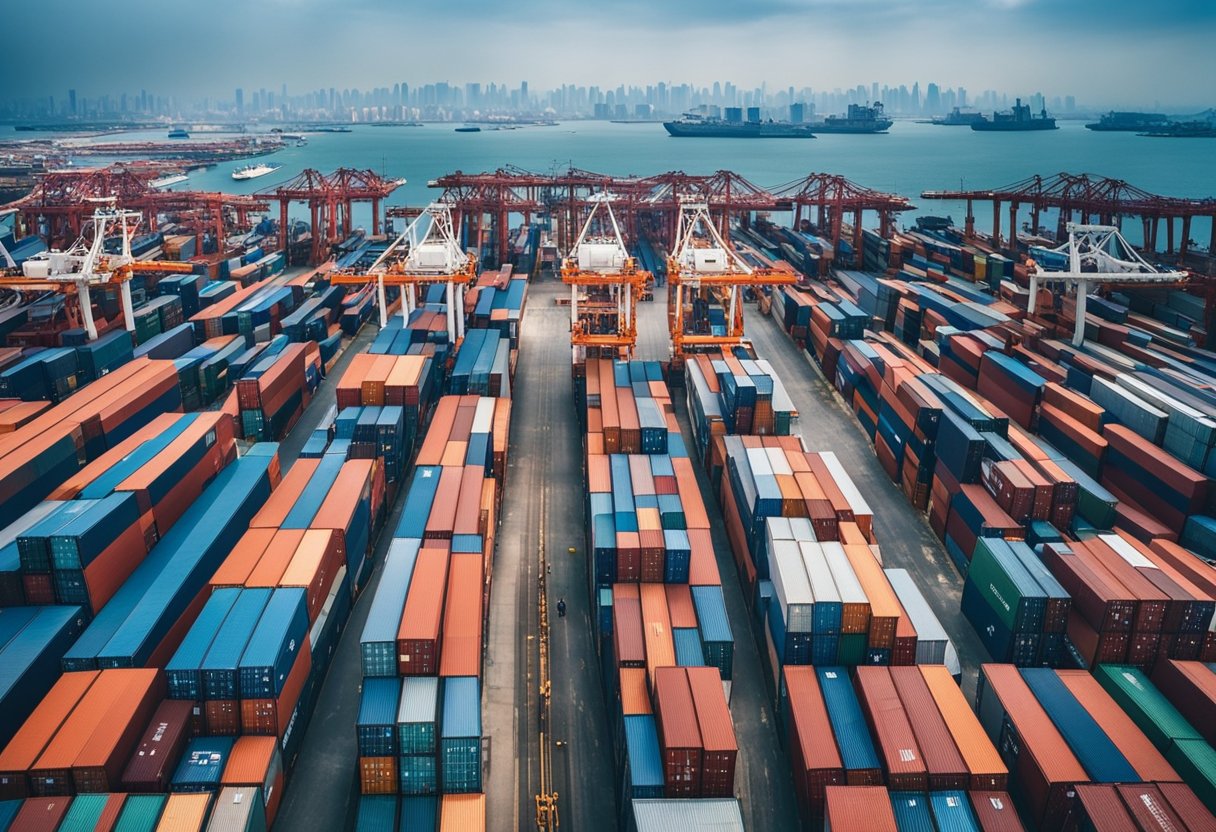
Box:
313;126;352;133
971;98;1058;131
931;108;984;127
296;139;307;147
149;173;189;189
813;102;893;134
1085;111;1170;132
663;114;815;138
232;162;282;181
167;128;190;139
455;126;481;133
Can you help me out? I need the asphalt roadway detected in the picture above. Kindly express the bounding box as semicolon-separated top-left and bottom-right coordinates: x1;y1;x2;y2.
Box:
273;275;989;831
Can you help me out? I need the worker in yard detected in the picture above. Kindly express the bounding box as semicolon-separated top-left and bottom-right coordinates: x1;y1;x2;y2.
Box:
557;598;567;618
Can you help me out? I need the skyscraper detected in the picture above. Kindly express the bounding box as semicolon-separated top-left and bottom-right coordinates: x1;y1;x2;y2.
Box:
68;88;77;115
235;87;244;116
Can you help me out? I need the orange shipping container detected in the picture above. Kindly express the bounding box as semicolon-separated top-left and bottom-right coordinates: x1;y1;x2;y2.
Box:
221;736;284;827
0;671;99;799
439;793;486;831
211;528;279;588
155;793;214;831
919;665;1007;791
249;458;320;529
639;583;675;688
438;553;485;678
244;529;307;589
398;546;450;675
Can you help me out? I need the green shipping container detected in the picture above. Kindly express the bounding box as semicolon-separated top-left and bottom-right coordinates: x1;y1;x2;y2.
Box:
1167;738;1216;812
837;633;867;665
114;794;167;832
1094;664;1204;752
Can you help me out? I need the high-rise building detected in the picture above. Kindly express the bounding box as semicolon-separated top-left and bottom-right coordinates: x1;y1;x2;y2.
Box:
235;88;244;116
68;88;77;115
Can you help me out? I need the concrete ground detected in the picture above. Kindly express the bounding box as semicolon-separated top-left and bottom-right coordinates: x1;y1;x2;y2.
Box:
740;302;988;699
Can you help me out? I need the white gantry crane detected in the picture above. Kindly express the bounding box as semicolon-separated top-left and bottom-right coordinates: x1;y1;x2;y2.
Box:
1027;223;1188;346
330;201;477;337
560;193;648;357
666;200;796;365
1;203;193;340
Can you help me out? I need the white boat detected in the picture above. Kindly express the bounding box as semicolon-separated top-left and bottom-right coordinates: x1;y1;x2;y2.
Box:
231;162;282;181
149;173;189;189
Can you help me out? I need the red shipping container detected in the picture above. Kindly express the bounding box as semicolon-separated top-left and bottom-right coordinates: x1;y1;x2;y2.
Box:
612;585;645;669
9;797;71;831
1150;660;1216;747
783;667;845;817
1157;782;1216;830
889;667;968;790
398;545;449;675
616;532;641;583
120;699;194;793
686;666;736;798
652;667;703;798
205;700;241;736
854;667;927;792
968;792;1026;832
1074;784;1137;831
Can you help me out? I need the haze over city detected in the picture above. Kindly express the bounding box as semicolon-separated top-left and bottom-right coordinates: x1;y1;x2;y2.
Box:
4;0;1214;109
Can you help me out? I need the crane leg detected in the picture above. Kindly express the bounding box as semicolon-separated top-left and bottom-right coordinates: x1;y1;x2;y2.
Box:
456;284;465;341
79;282;98;341
1072;283;1087;347
377;276;388;328
446;280;456;341
1027;275;1038;316
120;280;136;334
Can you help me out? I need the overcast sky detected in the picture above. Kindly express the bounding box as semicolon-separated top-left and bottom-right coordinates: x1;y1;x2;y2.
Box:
5;0;1213;108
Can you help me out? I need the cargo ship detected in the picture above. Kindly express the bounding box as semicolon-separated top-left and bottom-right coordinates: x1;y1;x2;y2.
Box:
231;162;282;181
971;99;1057;131
662;114;816;138
813;102;893;133
1085;111;1170;131
167;127;190;139
931;108;984;127
148;172;189;189
454;126;481;133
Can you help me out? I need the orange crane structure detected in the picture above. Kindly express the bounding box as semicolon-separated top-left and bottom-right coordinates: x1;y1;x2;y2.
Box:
262;168;405;266
772;173;914;272
327;202;476;335
920;172;1216;258
561;194;649;362
3;164;268;251
0;204;194;340
666;200;798;368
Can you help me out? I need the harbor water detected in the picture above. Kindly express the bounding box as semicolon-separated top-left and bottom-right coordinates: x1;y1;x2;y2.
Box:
6;120;1215;245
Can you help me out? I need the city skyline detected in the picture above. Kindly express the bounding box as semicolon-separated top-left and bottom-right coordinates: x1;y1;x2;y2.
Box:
2;1;1214;109
0;77;1166;124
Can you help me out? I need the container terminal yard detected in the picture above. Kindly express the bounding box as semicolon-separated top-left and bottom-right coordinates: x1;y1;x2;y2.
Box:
1;160;1216;832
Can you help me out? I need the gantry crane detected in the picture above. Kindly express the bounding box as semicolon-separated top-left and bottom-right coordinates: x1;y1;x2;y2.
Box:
666;201;798;366
328;202;477;338
1027;223;1188;346
560;194;649;359
0;203;194;340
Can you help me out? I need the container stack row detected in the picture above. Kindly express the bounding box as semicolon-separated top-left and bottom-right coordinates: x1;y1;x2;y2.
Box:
464;264;528;349
976;662;1216;829
353;392;510;822
780;663;1010;827
683;349;798;472
578;358;745;829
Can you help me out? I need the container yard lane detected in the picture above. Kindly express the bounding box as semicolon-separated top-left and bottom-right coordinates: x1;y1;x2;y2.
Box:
634;296;803;831
499;277;616;831
742;302;988;697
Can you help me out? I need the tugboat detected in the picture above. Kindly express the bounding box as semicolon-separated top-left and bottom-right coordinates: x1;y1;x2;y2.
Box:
813;102;893;133
972;99;1057;131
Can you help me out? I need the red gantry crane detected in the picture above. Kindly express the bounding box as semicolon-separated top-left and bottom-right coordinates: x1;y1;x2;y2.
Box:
327;202;477;336
561;193;649;360
0;203;193;340
666;200;798;367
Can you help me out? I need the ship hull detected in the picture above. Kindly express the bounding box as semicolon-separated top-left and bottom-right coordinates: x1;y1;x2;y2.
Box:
662;122;815;138
971;122;1058;131
812;122;893;134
